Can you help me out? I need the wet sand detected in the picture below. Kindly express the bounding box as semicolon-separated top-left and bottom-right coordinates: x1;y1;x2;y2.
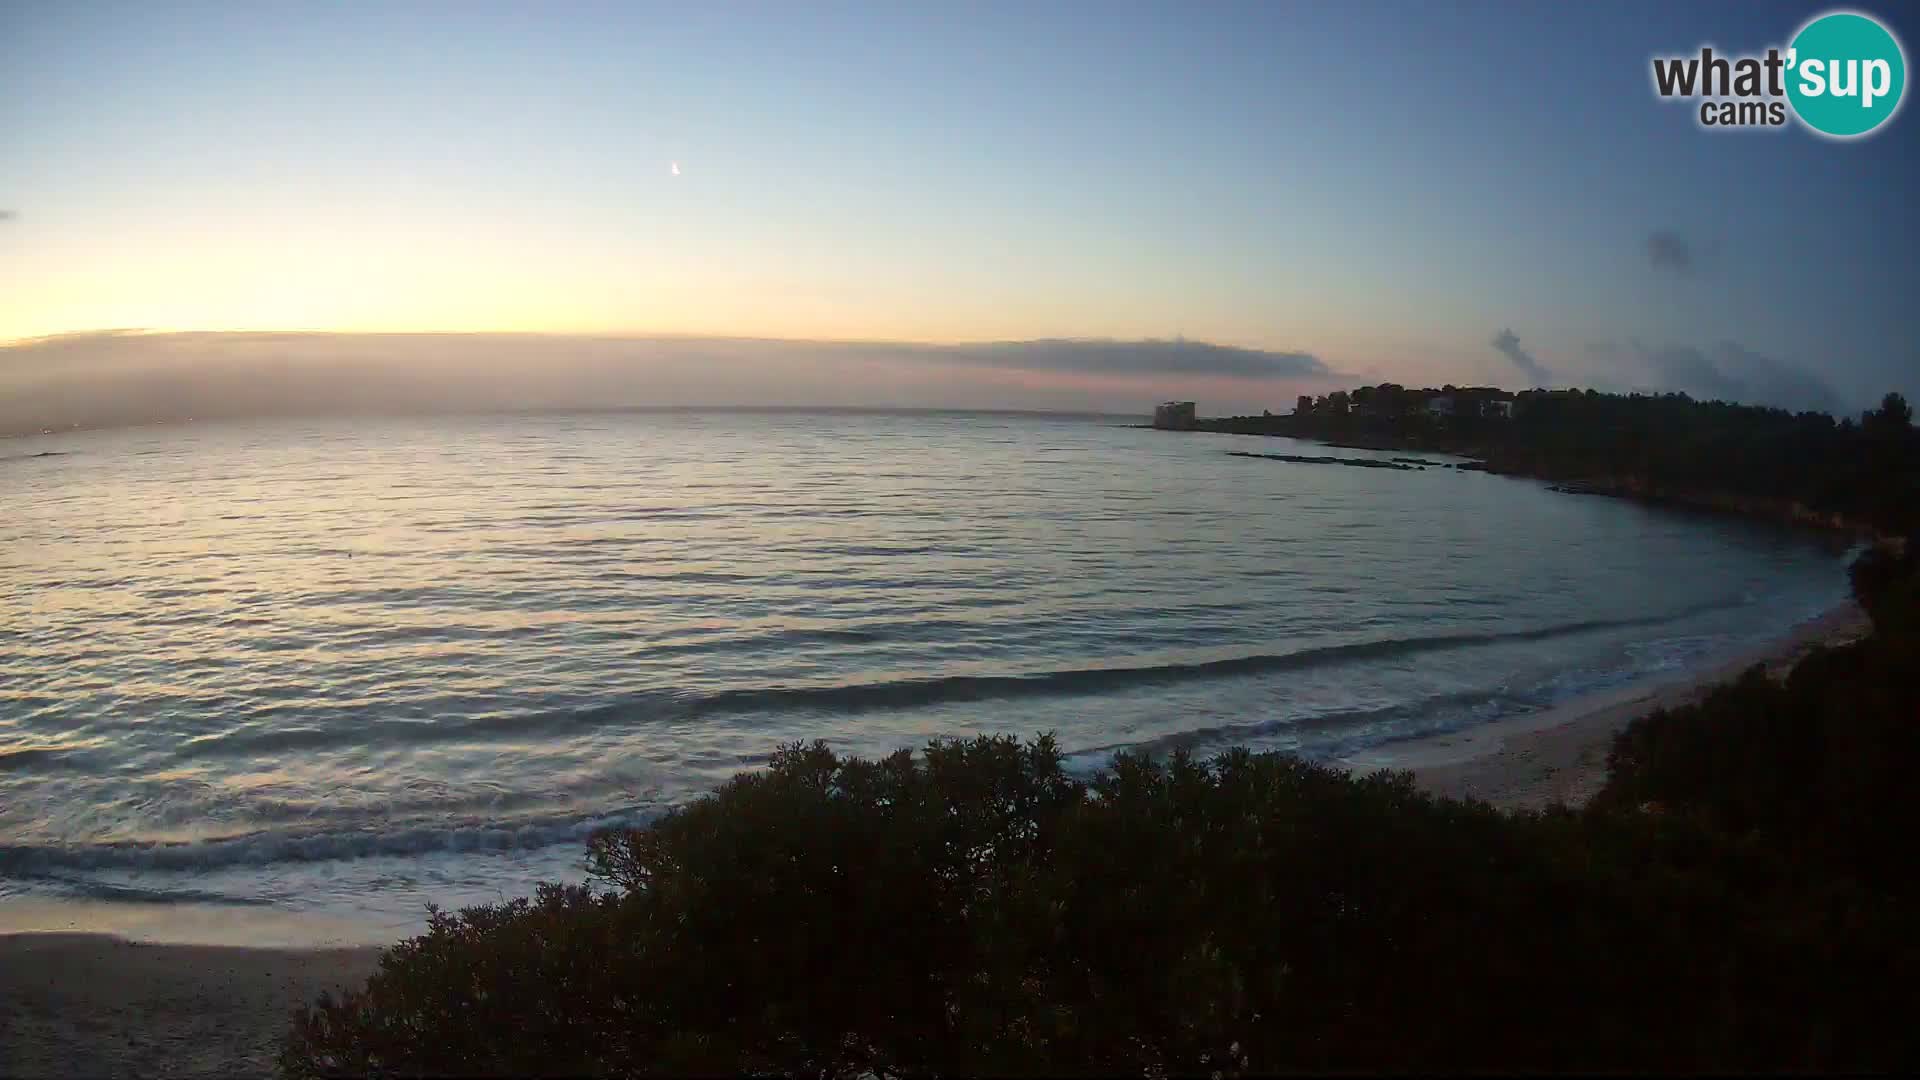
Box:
1341;603;1872;809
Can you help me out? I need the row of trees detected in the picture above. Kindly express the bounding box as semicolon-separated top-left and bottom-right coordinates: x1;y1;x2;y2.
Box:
283;543;1920;1076
1212;387;1920;535
1293;381;1514;420
1482;389;1918;534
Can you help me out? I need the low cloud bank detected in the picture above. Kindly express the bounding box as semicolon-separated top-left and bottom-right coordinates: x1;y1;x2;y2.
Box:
0;332;1334;434
930;339;1327;379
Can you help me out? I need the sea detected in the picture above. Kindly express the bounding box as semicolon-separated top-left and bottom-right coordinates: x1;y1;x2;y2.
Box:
0;410;1855;939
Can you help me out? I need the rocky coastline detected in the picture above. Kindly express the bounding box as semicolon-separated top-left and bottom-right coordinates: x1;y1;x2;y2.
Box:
1177;414;1894;542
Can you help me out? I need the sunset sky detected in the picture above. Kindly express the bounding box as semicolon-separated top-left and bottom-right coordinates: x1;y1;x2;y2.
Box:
2;0;1915;418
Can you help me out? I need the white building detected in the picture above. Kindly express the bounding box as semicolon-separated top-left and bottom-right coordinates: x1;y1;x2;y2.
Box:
1426;395;1455;417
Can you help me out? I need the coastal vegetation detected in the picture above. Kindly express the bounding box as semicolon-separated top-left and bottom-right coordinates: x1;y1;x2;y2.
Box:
1200;386;1920;537
283;544;1920;1077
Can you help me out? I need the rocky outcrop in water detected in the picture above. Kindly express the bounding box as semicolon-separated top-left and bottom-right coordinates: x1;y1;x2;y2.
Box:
1228;451;1418;471
1530;470;1883;536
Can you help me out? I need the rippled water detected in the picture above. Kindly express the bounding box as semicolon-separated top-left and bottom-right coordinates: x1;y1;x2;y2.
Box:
0;410;1851;931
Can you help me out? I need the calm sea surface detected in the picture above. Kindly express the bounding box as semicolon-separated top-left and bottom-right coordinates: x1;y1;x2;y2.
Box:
0;411;1851;931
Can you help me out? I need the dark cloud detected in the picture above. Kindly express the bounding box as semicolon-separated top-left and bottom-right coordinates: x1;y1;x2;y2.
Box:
1633;340;1844;414
1491;328;1553;387
1646;229;1692;274
0;211;16;223
932;338;1328;379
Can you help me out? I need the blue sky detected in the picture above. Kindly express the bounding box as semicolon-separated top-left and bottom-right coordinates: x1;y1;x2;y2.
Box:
1;0;1914;414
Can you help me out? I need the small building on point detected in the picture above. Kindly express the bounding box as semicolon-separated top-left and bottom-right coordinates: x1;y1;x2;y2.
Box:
1153;401;1197;430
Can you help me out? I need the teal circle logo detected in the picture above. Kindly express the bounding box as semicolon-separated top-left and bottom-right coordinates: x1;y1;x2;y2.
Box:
1787;11;1906;137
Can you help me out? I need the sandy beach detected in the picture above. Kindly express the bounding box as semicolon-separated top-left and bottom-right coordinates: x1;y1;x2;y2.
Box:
0;933;379;1079
0;605;1873;1077
1341;603;1873;809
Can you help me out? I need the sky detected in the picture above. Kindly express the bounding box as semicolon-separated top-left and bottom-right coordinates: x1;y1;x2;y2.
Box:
2;0;1916;424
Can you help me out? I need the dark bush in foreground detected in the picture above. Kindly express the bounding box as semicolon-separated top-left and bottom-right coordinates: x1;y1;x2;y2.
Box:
285;736;1916;1077
1599;537;1920;896
285;545;1920;1076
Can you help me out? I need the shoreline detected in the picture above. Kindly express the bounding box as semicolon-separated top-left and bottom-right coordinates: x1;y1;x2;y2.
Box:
0;605;1875;1077
1340;602;1872;809
1176;420;1892;543
0;896;402;949
0;933;380;1079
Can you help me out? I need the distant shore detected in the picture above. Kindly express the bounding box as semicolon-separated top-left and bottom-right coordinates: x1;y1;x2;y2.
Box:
1165;413;1896;541
1341;602;1872;809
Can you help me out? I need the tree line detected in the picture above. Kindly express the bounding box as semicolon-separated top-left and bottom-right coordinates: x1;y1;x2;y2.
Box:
1205;387;1919;535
